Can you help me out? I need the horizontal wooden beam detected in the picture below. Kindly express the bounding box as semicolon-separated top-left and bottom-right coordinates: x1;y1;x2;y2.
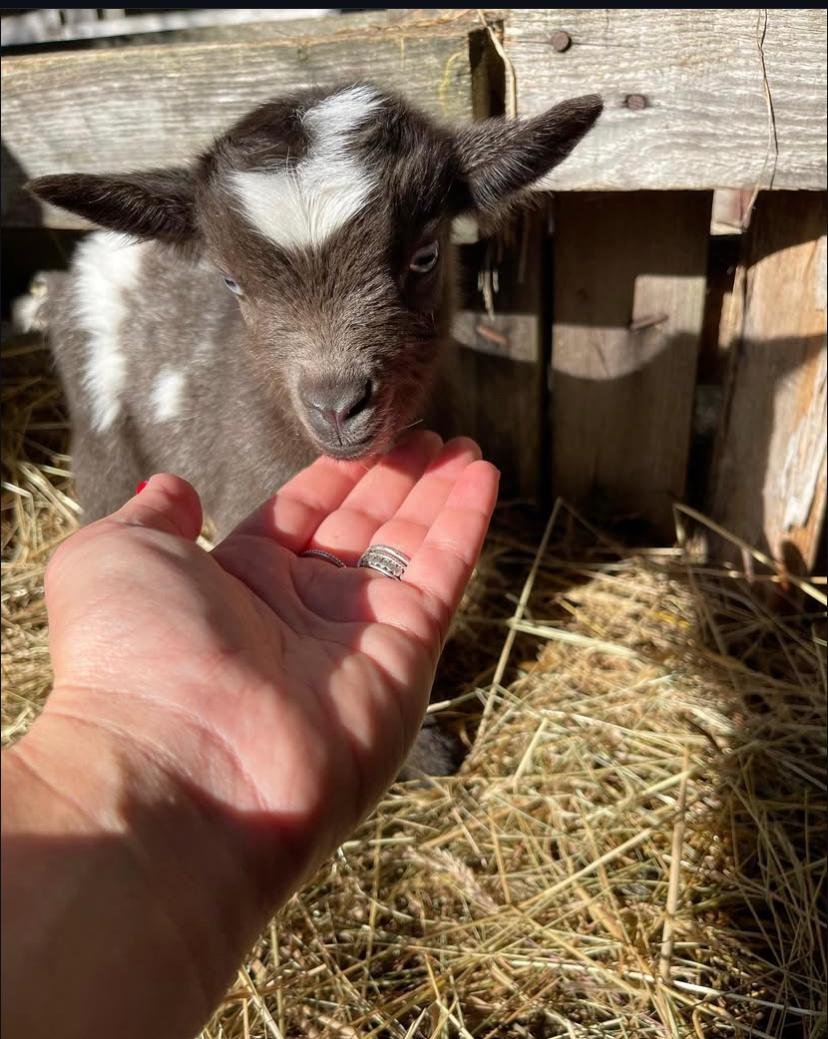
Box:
1;9;493;229
0;9;333;49
506;8;827;191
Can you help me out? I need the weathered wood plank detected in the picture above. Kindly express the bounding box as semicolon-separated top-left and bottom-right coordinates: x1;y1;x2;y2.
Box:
445;212;547;500
0;9;332;48
709;191;827;573
506;8;827;191
550;191;713;536
711;189;754;235
1;10;489;228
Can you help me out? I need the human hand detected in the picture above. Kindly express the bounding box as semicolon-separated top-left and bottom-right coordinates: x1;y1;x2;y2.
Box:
41;430;498;890
3;432;497;1039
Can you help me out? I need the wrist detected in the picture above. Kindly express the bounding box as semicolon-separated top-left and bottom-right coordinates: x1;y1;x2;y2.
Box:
39;682;315;903
2;699;285;1039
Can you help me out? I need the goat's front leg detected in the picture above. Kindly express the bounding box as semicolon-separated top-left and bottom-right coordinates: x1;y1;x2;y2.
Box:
70;421;147;524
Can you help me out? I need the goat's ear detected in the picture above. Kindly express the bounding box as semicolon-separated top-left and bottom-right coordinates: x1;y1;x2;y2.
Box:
26;168;197;242
455;95;603;215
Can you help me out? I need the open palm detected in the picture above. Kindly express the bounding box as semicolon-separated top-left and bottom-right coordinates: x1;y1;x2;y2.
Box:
42;431;498;879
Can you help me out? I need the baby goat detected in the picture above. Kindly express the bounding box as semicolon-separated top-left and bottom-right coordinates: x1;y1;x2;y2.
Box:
29;84;601;531
28;84;602;775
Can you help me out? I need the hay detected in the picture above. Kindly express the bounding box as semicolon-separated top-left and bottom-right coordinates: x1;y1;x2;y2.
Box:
2;333;79;743
2;336;826;1038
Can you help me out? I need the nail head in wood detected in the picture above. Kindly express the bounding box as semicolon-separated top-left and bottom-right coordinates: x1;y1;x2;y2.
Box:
548;31;572;52
624;93;648;111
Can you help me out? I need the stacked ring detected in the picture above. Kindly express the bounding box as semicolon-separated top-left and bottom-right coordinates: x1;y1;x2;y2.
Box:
357;544;411;581
299;548;346;568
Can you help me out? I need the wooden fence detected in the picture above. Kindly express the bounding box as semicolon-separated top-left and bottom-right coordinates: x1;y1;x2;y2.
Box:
2;8;826;571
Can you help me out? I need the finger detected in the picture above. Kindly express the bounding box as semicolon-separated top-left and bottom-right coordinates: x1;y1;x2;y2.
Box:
303;430;443;564
109;473;203;541
401;460;499;631
225;455;371;553
360;437;481;563
290;457;496;641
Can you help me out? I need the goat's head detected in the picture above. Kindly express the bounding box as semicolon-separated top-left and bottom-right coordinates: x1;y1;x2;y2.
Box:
29;85;602;459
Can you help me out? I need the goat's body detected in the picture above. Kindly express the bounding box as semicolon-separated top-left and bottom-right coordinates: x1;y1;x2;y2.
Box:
47;232;322;534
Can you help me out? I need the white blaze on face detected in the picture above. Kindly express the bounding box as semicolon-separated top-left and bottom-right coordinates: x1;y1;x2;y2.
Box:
74;232;147;432
229;85;383;252
151;368;186;421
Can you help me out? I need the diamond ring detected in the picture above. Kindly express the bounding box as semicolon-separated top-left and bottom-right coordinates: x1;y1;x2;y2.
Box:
300;548;347;568
357;544;410;580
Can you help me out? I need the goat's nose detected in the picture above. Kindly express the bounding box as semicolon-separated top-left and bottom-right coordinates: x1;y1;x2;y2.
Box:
299;376;373;435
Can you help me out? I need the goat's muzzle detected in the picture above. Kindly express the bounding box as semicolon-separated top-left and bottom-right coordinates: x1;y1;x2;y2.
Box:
298;373;378;455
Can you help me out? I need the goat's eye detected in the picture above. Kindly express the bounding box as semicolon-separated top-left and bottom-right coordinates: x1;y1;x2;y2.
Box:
408;241;440;274
223;276;242;296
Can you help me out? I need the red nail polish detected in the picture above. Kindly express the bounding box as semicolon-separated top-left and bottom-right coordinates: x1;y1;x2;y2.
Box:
135;480;149;494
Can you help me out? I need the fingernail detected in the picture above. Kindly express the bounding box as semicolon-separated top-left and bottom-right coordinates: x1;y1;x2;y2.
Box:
135;480;149;494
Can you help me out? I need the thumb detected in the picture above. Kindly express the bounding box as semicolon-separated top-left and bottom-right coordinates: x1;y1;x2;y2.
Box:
111;474;203;542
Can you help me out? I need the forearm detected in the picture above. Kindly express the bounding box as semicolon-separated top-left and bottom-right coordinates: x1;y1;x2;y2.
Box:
1;709;274;1039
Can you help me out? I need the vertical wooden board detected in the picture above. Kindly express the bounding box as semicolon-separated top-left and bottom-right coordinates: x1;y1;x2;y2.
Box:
709;191;827;573
550;191;712;536
443;212;547;500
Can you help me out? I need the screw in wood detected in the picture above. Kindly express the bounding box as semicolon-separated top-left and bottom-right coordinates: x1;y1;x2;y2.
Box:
624;94;648;110
548;31;572;52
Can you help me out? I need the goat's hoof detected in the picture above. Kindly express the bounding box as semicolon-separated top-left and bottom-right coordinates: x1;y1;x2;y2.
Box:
398;722;465;782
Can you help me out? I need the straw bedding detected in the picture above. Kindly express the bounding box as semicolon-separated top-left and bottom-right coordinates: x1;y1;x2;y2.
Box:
2;333;826;1038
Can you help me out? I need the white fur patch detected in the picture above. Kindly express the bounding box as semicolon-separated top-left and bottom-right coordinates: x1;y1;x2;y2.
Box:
12;291;45;333
230;85;383;252
151;368;186;421
74;232;147;432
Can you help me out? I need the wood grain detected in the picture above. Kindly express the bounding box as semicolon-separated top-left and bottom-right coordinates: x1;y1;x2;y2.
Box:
550;191;713;536
506;8;827;191
709;191;827;572
445;211;547;500
1;10;488;228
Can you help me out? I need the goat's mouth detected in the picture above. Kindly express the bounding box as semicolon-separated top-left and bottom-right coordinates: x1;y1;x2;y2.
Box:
307;422;390;461
313;417;418;461
315;418;426;462
317;436;379;461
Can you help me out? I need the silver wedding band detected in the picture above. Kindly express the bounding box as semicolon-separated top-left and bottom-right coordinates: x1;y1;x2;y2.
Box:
300;548;346;568
357;544;410;580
